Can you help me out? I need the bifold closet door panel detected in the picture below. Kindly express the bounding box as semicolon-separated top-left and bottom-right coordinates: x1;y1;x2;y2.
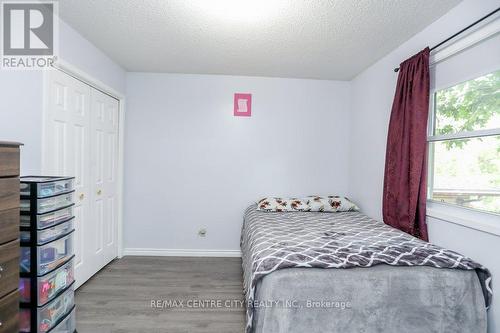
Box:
45;70;119;288
90;88;119;271
44;70;92;288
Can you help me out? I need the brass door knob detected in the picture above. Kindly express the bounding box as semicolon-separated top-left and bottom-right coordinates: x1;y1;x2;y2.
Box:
97;189;102;195
79;193;84;200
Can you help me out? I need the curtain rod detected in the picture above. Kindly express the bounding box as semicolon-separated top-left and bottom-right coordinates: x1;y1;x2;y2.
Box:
394;7;500;72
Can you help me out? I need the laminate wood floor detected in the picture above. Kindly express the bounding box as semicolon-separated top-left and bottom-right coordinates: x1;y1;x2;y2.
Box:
75;256;245;333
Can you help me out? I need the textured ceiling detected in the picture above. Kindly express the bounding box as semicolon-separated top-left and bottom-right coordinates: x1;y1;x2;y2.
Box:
58;0;461;80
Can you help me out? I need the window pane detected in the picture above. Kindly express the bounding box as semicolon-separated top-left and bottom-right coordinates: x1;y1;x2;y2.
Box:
434;69;500;136
429;135;500;214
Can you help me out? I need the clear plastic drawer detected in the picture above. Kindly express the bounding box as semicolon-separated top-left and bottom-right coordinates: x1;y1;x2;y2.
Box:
19;284;75;333
19;258;75;305
50;307;76;333
20;232;74;275
21;192;74;214
20;177;75;198
21;219;74;245
20;206;74;229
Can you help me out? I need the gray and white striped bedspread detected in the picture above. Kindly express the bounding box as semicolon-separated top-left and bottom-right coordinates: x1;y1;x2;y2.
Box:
240;204;492;333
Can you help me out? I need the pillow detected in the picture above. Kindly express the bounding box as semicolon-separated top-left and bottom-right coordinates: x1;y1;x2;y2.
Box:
304;196;359;212
256;197;309;212
256;196;359;212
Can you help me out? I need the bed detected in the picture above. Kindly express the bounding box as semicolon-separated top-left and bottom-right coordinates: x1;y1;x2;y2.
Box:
241;204;492;333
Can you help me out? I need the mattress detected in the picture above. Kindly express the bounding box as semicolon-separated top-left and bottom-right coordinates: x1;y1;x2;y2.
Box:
240;204;491;333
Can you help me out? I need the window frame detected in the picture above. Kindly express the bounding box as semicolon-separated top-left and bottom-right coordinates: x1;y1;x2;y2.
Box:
426;70;500;217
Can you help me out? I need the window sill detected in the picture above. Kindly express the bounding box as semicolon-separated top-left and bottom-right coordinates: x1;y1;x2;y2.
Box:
427;201;500;237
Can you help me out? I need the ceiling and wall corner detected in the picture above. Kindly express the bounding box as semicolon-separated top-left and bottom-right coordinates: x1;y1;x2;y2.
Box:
57;0;461;80
58;19;127;94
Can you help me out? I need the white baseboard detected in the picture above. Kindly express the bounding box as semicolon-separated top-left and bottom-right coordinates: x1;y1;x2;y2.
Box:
123;248;242;258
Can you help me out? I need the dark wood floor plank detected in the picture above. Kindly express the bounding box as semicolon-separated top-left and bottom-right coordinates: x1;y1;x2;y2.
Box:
76;256;246;333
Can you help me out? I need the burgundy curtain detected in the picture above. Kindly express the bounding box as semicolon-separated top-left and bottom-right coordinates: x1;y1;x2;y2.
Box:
383;47;430;241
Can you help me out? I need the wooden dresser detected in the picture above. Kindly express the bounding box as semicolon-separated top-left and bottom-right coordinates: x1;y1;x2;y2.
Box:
0;142;22;333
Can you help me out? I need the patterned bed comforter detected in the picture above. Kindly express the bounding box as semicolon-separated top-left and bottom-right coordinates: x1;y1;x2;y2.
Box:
240;204;492;333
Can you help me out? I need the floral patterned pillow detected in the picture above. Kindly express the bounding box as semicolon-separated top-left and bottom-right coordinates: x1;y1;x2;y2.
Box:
256;197;309;212
256;196;359;212
304;196;359;212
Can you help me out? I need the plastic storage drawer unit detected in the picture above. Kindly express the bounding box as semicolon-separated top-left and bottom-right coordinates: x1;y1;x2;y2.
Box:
19;175;77;333
20;231;75;275
20;258;75;306
21;206;74;229
20;283;75;333
20;218;74;244
20;177;75;198
21;192;74;214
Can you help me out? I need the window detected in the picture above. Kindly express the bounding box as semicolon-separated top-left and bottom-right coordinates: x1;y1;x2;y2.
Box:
428;69;500;215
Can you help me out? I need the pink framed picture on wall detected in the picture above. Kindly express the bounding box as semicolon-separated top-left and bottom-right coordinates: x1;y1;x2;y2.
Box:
234;93;252;117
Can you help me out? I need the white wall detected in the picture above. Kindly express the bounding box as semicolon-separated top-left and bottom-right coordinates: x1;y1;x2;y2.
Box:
0;16;126;175
0;71;44;175
348;0;500;331
124;73;351;253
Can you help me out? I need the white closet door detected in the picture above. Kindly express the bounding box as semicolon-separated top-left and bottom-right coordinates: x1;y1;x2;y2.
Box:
44;70;92;288
44;69;119;288
90;88;119;269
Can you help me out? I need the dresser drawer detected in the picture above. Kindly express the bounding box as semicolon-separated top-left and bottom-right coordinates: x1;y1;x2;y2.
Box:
0;240;19;299
0;290;19;333
0;178;19;212
0;208;19;245
0;147;20;177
